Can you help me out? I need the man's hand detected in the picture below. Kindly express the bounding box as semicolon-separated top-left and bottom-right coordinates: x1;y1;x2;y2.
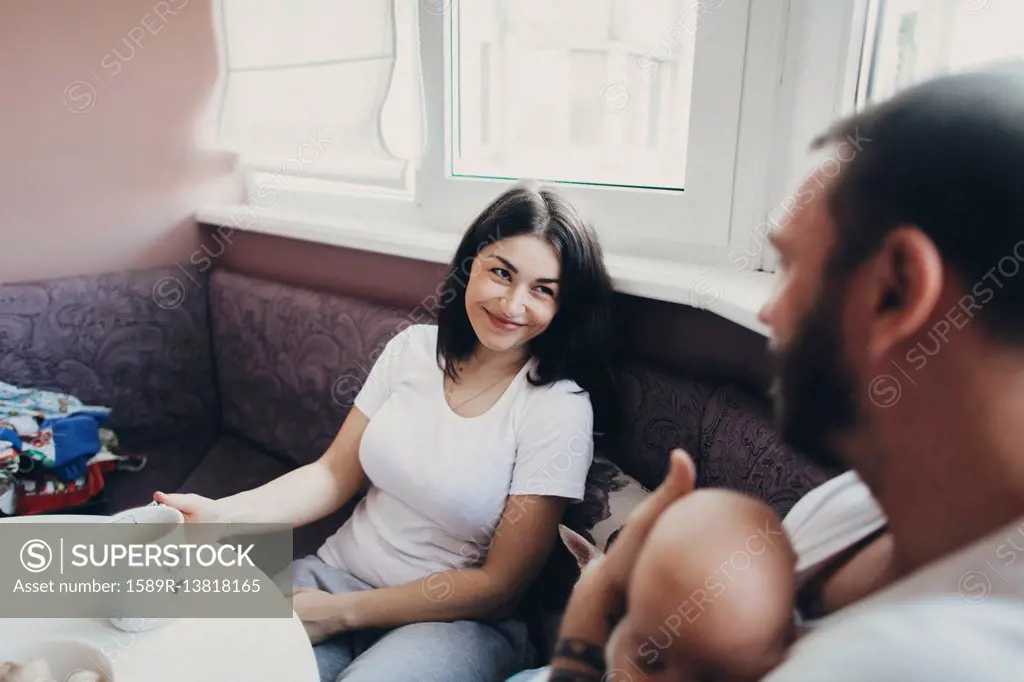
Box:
550;449;696;678
291;587;347;644
594;448;697;599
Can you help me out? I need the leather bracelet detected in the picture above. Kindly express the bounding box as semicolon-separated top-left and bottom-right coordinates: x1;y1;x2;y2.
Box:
549;671;604;682
552;638;606;673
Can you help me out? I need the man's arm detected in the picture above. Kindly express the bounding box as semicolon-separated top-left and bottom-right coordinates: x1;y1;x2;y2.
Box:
548;570;622;680
797;529;895;618
549;450;697;680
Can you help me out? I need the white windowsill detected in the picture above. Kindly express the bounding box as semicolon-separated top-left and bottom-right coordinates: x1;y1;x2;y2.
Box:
196;205;772;336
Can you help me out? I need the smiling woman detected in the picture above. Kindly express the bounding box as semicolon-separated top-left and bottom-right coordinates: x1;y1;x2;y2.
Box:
156;181;619;682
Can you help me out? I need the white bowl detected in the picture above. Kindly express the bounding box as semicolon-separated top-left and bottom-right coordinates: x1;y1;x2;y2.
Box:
0;637;115;681
106;504;186;632
108;504;185;546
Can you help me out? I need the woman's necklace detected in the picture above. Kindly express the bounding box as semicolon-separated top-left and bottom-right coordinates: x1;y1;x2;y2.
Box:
445;363;517;412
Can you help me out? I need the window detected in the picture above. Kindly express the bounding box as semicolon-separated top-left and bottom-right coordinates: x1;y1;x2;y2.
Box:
199;0;1024;321
418;0;760;260
858;0;1024;106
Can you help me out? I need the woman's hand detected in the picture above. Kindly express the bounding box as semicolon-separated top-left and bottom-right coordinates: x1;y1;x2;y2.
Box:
153;491;231;545
291;587;349;644
153;491;223;524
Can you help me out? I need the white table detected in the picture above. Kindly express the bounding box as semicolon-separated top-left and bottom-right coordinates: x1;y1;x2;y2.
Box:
0;514;319;681
3;616;319;681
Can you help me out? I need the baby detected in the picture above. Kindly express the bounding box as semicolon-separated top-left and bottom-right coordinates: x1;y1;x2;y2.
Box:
507;467;892;682
508;492;796;682
560;475;892;682
601;489;798;682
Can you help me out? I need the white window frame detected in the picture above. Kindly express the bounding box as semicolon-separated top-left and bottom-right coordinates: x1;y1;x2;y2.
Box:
420;0;748;256
756;0;871;273
417;0;793;267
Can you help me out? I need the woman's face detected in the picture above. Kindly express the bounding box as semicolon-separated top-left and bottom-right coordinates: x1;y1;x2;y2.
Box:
464;235;562;355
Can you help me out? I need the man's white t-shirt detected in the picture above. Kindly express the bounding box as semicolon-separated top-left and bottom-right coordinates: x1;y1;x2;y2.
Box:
317;324;594;588
782;470;888;587
766;515;1024;681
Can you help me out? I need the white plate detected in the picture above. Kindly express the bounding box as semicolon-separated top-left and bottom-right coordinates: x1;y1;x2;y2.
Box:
108;617;177;633
0;504;184;525
0;514;104;524
0;637;115;681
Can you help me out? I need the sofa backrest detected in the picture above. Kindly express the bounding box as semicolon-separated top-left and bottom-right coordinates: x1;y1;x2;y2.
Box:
610;364;718;490
209;269;412;465
0;266;218;439
699;383;835;518
607;370;831;519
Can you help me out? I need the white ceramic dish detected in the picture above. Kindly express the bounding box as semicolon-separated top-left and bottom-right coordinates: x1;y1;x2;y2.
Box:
0;514;101;524
0;637;115;681
107;503;185;546
0;503;183;525
107;503;185;633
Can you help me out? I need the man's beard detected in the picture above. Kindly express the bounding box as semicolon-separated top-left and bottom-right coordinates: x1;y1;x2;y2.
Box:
770;286;860;472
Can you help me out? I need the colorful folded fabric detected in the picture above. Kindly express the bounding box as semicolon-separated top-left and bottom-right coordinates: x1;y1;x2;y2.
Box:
0;381;111;421
0;381;112;482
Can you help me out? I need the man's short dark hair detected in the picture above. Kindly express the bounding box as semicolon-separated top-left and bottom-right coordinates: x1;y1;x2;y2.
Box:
813;63;1024;345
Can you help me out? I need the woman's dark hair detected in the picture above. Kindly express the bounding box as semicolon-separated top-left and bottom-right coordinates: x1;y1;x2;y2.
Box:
435;182;620;438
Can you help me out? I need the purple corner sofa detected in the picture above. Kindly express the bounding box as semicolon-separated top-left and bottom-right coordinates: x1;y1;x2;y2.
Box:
0;264;834;650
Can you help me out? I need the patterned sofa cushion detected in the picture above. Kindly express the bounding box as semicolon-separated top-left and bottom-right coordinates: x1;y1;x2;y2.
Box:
611;364;717;490
562;381;833;556
700;383;835;519
0;266;217;438
563;454;650;553
209;270;412;465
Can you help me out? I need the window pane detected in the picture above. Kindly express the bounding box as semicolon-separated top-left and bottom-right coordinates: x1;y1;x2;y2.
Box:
860;0;1024;106
451;0;696;190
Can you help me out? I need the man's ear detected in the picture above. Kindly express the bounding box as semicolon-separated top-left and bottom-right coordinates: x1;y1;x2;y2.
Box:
865;226;944;361
559;524;601;570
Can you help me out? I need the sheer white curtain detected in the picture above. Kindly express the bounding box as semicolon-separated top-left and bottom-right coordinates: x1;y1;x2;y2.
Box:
216;0;423;189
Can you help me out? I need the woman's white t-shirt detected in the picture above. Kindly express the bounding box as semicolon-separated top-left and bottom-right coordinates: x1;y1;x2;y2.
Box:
317;324;595;588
